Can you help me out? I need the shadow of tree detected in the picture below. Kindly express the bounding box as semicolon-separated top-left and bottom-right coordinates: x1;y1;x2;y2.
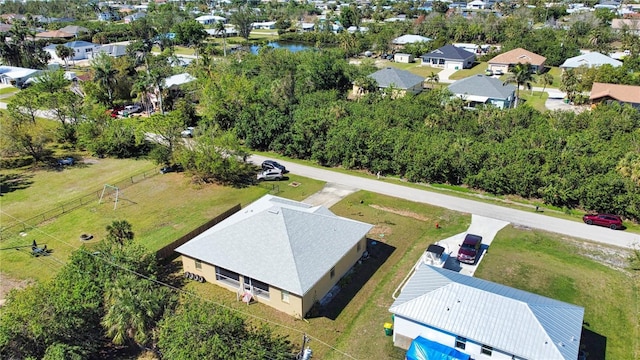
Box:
0;173;34;195
309;239;395;320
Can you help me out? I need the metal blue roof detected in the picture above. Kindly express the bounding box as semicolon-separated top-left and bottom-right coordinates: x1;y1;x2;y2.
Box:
390;265;584;360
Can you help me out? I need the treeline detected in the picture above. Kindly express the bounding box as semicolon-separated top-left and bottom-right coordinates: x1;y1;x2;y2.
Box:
0;221;293;359
197;49;640;220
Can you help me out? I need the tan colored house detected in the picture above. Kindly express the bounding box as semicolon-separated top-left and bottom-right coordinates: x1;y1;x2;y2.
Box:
612;19;640;34
176;195;373;317
488;48;547;73
590;82;640;109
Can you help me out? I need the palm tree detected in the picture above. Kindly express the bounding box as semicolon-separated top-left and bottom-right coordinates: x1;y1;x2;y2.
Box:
538;72;554;97
214;20;227;57
131;73;153;115
106;220;134;248
102;274;168;347
503;62;534;107
426;71;439;89
91;53;118;106
55;44;73;70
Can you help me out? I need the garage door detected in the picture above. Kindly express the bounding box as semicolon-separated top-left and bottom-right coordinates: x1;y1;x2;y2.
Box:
446;62;462;70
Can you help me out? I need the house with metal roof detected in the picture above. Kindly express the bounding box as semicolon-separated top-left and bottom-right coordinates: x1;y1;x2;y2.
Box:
392;34;432;45
488;48;547;73
389;264;584;360
0;66;41;87
448;74;515;109
421;44;476;70
44;40;100;61
363;67;425;96
175;195;373;317
590;82;640;108
560;52;622;70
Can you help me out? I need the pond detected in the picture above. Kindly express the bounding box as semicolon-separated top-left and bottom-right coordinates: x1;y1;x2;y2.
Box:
249;42;315;54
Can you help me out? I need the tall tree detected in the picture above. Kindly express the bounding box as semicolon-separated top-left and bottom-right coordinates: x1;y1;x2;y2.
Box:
503;62;534;107
230;6;256;41
214;20;227;57
538;72;554;96
55;44;73;70
91;52;118;107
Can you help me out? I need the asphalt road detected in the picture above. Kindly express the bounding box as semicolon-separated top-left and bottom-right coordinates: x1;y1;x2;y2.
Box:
251;155;639;249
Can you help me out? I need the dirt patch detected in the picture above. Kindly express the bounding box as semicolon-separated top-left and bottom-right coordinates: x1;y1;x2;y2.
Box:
568;239;633;271
369;204;430;221
370;224;393;238
0;273;34;306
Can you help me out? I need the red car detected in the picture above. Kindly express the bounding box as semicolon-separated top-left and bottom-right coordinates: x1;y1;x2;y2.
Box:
457;234;483;264
582;214;623;230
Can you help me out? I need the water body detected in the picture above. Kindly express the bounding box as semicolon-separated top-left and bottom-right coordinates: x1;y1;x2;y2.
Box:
249;42;314;54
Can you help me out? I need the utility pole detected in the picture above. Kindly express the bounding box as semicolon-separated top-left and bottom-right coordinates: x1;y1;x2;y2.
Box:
297;334;312;360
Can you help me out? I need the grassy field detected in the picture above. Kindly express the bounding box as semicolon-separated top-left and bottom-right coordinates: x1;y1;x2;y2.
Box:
476;226;640;360
448;61;488;80
519;90;549;112
0;87;19;96
0;158;325;283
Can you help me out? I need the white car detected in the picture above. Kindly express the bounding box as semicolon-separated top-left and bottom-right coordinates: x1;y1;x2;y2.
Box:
181;127;195;137
118;104;142;116
257;169;284;181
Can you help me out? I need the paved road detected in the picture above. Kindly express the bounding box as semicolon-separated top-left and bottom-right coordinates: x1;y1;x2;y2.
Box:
251;155;639;249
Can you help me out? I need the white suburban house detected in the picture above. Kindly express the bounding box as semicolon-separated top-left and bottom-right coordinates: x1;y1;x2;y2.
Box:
559;52;623;70
390;265;584;360
0;66;41;87
175;195;373;317
44;40;100;62
421;44;476;69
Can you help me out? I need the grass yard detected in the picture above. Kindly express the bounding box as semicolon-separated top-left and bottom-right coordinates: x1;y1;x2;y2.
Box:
475;226;640;360
0;158;325;283
0;86;19;96
151;45;195;56
448;61;488;80
518;90;549;112
186;191;471;359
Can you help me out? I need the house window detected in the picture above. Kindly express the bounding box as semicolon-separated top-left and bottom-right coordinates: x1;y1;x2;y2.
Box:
438;59;445;65
330;266;335;279
195;259;202;269
357;241;361;252
281;290;290;303
244;277;270;299
481;345;493;356
215;266;240;287
455;336;466;350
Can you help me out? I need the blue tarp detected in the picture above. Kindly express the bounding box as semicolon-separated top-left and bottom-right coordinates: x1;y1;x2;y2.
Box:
406;336;471;360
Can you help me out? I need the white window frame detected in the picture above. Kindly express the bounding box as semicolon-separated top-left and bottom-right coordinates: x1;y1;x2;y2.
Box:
281;290;290;303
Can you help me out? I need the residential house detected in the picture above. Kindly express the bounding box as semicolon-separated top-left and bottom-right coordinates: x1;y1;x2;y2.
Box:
560;52;622;70
90;44;128;59
0;65;41;87
612;18;640;34
590;82;640;108
389;264;584;360
361;67;425;96
175;195;373;317
252;21;276;29
35;30;75;39
392;34;432;45
124;12;146;24
58;25;89;37
488;47;546;73
394;53;414;63
195;15;226;25
44;41;100;62
421;44;476;70
164;73;196;90
447;74;515;109
346;26;368;33
466;0;486;9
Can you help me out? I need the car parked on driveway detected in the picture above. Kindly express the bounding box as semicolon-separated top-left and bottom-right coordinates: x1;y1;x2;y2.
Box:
118;104;142;116
582;213;623;230
261;160;287;173
457;234;483;264
257;169;284;181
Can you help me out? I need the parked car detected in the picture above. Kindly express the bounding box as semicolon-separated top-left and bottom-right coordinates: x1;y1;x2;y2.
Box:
57;157;74;166
582;213;623;230
118;104;142;116
257;169;284;181
181;127;195;138
457;234;483;264
160;164;184;174
494;69;504;75
261;160;287;173
484;69;494;76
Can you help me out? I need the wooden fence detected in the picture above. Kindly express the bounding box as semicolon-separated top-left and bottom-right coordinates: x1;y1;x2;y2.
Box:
155;204;242;261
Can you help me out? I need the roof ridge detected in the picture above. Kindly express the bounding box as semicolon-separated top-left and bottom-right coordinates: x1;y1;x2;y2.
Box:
279;207;306;293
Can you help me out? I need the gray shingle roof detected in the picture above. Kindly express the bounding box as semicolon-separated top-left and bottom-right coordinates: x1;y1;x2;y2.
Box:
175;195;373;295
447;74;515;100
368;67;424;89
390;265;584;360
421;44;476;61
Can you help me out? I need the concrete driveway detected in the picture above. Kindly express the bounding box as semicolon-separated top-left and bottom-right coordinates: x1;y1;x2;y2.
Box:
303;183;358;208
436;215;509;276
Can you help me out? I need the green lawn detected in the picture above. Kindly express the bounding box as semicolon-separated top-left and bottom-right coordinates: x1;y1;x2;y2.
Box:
0;158;326;283
448;61;488;80
519;90;549;112
384;62;442;79
476;226;640;360
151;45;195;56
0;86;19;96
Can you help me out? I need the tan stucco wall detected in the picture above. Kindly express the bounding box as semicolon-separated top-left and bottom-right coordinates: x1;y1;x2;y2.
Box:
301;237;366;316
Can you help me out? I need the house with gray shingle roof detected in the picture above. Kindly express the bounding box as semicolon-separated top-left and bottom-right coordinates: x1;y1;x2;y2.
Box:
176;195;373;317
560;51;622;70
448;74;516;109
365;67;425;96
421;44;476;70
390;264;584;360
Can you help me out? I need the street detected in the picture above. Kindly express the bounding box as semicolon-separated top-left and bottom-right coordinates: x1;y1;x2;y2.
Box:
250;155;639;249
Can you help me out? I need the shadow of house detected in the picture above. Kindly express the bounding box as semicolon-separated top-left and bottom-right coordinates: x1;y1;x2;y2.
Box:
313;239;395;320
580;327;606;360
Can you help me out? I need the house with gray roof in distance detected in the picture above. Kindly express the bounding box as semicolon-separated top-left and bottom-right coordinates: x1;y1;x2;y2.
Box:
560;51;622;70
448;74;516;109
58;25;89;37
90;44;128;59
357;67;425;97
389;264;584;360
392;34;432;45
421;44;476;70
175;195;373;317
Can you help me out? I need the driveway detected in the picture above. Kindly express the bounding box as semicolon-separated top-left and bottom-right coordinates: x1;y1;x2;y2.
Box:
436;215;509;276
303;183;358;208
249;155;639;249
